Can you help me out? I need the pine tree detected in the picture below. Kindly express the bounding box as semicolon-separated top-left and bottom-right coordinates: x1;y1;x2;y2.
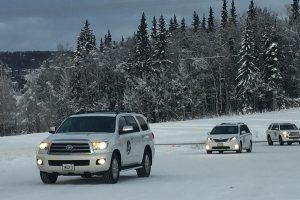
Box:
236;21;258;112
154;15;170;60
151;16;158;40
121;36;124;46
169;17;174;32
135;12;151;62
229;0;237;26
181;17;186;32
107;29;112;47
75;20;96;57
192;11;200;32
99;38;104;52
202;14;206;30
207;7;215;32
173;15;179;29
221;0;228;28
290;0;300;24
247;0;256;22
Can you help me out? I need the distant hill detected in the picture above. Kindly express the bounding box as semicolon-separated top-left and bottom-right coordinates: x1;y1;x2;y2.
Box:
0;51;56;89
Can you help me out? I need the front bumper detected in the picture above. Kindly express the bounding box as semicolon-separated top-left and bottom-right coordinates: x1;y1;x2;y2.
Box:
36;152;112;175
282;136;300;142
205;140;240;151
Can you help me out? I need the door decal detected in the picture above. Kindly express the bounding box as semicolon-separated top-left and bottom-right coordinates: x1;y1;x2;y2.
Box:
126;140;131;155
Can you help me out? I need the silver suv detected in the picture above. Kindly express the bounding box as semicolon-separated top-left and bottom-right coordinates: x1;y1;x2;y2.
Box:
36;111;155;184
266;123;300;146
205;123;252;154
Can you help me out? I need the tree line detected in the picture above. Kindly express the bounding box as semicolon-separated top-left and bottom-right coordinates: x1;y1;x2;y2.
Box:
1;0;300;136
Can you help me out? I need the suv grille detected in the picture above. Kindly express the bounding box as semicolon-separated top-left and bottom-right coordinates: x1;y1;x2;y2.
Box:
289;132;300;137
48;160;90;166
213;139;228;142
49;142;91;154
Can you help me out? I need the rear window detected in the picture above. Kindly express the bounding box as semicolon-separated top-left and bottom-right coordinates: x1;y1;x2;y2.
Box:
136;116;149;131
211;126;238;135
280;124;298;130
57;116;116;133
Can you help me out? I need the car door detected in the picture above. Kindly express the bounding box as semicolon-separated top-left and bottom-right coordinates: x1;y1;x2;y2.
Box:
118;116;135;166
244;125;252;148
240;125;250;149
124;115;141;164
135;115;151;162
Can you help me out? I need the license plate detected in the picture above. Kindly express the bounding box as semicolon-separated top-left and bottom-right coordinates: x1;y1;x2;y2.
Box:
217;143;223;147
62;164;75;171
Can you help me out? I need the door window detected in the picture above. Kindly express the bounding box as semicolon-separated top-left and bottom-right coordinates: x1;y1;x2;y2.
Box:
136;116;149;131
271;124;279;130
125;116;140;132
118;117;127;133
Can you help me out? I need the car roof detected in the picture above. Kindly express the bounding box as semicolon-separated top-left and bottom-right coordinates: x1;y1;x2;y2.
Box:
271;123;295;125
217;123;245;126
70;111;142;118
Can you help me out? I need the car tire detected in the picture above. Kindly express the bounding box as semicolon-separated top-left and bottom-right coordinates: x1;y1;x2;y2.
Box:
287;141;292;145
206;151;212;154
279;136;284;146
236;142;242;153
267;135;273;146
246;141;252;153
137;150;151;177
40;171;58;184
219;150;224;154
103;153;120;184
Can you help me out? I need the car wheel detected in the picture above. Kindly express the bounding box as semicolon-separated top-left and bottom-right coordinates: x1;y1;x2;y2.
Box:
137;150;152;177
267;135;273;146
279;136;284;146
219;150;224;154
236;142;242;153
287;141;292;145
206;151;212;154
246;141;252;152
40;171;58;184
103;153;120;184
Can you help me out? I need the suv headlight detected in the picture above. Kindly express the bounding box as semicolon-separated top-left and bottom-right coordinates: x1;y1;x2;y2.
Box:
282;131;288;138
38;142;49;154
207;137;212;141
230;137;237;141
92;141;108;150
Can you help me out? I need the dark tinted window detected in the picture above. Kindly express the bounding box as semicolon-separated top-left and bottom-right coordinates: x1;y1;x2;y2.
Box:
272;124;279;130
57;116;116;133
211;126;238;135
118;117;127;132
240;125;250;134
280;124;298;130
125;116;140;132
268;124;272;130
136;116;149;131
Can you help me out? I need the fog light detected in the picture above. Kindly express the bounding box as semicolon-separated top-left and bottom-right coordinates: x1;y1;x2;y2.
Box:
205;145;210;150
234;144;239;150
96;159;106;165
37;159;43;165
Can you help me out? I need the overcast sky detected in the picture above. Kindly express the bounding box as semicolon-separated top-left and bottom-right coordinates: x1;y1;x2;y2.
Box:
0;0;292;51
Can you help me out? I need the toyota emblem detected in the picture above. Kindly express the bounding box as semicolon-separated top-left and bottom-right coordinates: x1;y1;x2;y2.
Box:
66;145;73;150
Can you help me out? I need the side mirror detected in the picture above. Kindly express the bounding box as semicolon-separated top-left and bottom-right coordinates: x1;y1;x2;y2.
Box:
207;132;210;135
275;128;279;130
241;130;247;135
49;126;56;134
120;125;134;134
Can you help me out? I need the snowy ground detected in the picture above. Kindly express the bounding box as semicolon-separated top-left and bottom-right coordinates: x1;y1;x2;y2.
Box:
1;108;300;200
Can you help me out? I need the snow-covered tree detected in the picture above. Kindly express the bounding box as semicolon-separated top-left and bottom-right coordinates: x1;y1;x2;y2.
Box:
290;0;300;25
151;16;158;40
181;18;186;32
202;14;206;30
75;20;96;57
236;21;258;113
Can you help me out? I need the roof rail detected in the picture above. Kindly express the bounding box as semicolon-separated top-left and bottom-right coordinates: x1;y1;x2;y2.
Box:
75;110;138;115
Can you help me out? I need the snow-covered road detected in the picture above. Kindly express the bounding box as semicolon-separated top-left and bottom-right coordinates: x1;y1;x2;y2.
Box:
1;108;300;200
1;143;300;200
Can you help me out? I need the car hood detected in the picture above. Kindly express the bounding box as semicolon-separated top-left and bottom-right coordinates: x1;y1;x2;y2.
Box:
46;132;114;142
208;134;238;140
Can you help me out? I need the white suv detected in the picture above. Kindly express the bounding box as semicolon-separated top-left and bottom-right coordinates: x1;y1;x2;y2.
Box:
36;112;155;184
205;123;252;154
266;123;300;146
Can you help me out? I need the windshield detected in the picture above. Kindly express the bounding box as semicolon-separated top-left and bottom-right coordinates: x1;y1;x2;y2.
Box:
210;126;238;135
280;124;298;130
56;116;116;133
